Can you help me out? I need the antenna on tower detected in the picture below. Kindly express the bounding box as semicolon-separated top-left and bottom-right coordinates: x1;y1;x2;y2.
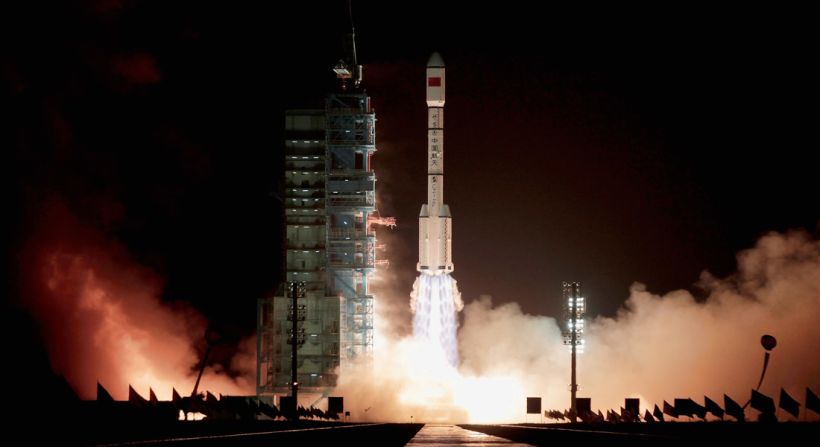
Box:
333;0;362;90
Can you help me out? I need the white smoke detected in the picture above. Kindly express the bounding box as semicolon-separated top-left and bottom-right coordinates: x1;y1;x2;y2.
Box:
335;229;820;422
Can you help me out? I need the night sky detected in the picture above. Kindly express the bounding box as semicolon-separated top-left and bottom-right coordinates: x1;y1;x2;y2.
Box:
7;1;818;383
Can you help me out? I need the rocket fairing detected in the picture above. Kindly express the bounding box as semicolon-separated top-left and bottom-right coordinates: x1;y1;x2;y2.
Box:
417;52;454;275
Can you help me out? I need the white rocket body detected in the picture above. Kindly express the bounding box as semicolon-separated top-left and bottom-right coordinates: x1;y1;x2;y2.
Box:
418;52;454;275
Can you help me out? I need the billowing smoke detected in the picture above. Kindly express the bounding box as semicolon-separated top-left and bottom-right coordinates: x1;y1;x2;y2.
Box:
19;198;255;400
336;229;820;422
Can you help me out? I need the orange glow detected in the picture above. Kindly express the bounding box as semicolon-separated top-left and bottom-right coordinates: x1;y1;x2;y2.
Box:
22;201;253;401
40;252;253;400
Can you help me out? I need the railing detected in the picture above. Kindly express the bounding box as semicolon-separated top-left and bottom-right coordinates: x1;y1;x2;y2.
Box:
328;171;375;181
287;191;325;199
327;196;374;207
286;243;326;250
285;154;324;159
284;147;324;157
327;228;371;239
285;210;324;215
285;181;325;188
346;302;374;314
287;266;323;272
285;217;324;223
327;139;374;146
286;201;325;209
285;163;324;170
325;108;374;116
285;220;325;227
327;261;375;269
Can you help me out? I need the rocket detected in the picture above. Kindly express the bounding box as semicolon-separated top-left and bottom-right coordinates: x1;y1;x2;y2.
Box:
418;52;454;275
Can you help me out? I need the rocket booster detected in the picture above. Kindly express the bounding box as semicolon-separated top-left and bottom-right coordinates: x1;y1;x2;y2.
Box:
418;52;454;275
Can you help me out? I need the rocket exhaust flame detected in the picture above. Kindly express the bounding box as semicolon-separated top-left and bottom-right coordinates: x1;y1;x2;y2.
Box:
410;274;464;366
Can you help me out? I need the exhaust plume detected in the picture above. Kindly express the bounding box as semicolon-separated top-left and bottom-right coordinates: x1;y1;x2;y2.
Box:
336;229;820;422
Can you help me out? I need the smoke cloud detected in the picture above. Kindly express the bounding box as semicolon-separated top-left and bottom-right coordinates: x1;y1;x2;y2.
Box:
19;198;254;400
337;229;820;422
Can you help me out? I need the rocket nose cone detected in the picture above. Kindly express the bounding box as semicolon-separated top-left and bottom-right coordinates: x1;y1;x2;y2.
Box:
427;52;445;68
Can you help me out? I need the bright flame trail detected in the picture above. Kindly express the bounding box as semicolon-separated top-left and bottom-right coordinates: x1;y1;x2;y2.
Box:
410;273;463;366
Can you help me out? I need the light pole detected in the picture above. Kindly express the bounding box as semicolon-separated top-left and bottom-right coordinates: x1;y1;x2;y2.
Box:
562;282;585;422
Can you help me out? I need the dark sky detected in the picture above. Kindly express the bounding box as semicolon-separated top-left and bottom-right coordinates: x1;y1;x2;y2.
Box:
8;1;818;345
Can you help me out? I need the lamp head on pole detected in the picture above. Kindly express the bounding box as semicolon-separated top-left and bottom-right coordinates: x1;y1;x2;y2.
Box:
761;334;777;351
